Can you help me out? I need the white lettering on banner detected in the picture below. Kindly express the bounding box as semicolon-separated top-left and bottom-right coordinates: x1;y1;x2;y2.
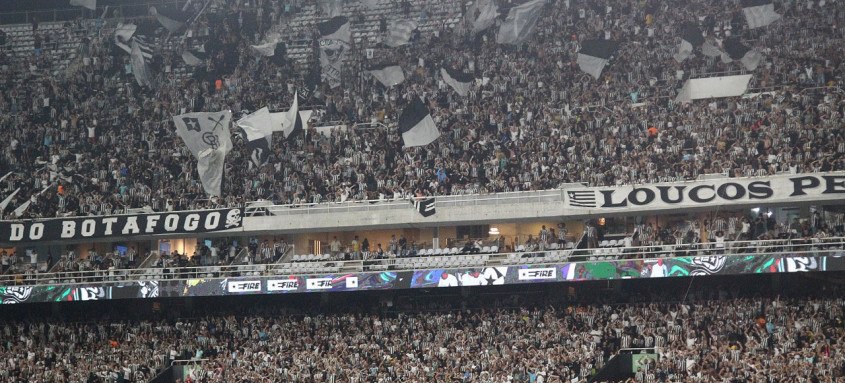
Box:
122;217;140;235
145;215;160;233
81;219;96;237
61;221;76;238
566;173;845;210
29;224;43;240
518;268;557;280
102;217;118;235
306;278;334;290
9;224;23;241
267;279;300;291
227;280;262;293
184;214;200;231
204;212;220;230
0;209;242;243
164;215;179;231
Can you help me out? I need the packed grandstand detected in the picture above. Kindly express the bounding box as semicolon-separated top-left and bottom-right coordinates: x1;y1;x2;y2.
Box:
0;0;844;382
0;0;841;218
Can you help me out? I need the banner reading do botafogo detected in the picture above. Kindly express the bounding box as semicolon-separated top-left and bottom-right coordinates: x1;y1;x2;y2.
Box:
0;208;243;243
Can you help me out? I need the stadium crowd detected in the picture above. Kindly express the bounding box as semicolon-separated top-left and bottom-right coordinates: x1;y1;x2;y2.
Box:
1;283;844;382
0;0;841;219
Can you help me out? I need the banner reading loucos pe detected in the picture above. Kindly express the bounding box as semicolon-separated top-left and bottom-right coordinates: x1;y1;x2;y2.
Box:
566;172;845;211
0;208;242;243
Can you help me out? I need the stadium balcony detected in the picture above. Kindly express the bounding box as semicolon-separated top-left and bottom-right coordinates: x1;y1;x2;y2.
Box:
1;236;842;287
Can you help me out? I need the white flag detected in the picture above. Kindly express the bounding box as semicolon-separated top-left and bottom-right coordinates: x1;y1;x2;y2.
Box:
70;0;97;11
496;0;545;45
251;41;277;57
13;186;50;218
0;188;20;212
469;0;499;34
282;94;300;139
173;111;233;196
385;20;418;47
130;40;153;87
237;107;275;142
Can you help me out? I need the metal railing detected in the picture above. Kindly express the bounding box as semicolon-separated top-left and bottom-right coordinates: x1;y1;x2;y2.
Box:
246;189;564;216
1;236;843;287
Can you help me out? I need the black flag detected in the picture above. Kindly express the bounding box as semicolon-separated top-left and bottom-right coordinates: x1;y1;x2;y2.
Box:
412;197;436;217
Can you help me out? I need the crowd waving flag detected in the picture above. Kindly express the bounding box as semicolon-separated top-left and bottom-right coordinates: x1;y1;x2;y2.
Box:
468;0;499;34
0;188;20;213
70;0;97;11
151;5;190;33
398;97;440;147
674;21;704;63
237;107;275;142
385;20;418;48
130;40;154;87
251;41;278;57
495;0;545;45
722;37;763;71
368;63;406;87
114;23;153;60
173;111;233;197
281;94;304;140
741;0;781;29
318;16;351;88
181;48;206;66
577;39;619;79
440;67;473;97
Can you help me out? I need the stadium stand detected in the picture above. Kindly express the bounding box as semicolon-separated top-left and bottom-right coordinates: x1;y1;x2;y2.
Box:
0;274;843;382
0;0;844;381
0;0;840;219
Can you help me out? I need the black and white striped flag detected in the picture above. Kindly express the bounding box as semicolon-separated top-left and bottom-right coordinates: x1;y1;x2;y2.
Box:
567;191;597;208
412;197;436;217
130;39;154;87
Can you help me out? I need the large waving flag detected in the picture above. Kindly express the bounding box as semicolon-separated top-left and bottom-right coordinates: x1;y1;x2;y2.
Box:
318;17;351;88
130;40;154;87
674;22;704;62
441;67;473;97
468;0;499;34
577;39;619;79
722;37;762;71
385;20;418;47
495;0;545;45
399;98;439;147
151;5;190;33
237;107;275;142
368;63;406;87
742;0;781;29
173;111;233;196
281;94;304;140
